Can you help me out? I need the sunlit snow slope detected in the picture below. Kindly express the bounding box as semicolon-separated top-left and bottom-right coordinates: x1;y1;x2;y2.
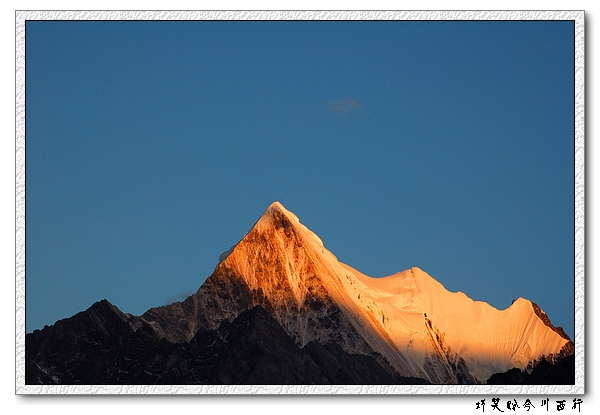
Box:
338;263;571;382
143;202;573;384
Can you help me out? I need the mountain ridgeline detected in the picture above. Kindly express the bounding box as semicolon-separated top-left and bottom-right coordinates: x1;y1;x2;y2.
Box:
26;202;574;385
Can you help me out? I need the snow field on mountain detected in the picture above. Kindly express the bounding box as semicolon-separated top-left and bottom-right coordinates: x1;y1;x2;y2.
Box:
217;202;571;383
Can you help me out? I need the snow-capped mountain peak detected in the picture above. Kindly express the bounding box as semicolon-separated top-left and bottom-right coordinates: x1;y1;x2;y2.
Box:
139;201;573;384
25;201;574;385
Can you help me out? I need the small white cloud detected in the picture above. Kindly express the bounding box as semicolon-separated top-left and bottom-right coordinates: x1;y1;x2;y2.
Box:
327;99;363;115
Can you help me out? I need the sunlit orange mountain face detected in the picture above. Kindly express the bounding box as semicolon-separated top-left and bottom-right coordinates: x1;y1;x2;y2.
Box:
26;202;574;385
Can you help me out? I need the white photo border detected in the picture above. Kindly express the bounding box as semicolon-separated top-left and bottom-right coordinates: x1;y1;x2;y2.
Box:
15;9;585;395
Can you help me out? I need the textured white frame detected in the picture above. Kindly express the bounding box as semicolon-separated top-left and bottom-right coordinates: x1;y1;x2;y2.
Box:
15;10;585;395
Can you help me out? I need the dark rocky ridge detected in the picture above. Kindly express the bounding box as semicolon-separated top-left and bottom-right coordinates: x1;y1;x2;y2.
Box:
487;354;575;385
25;203;574;385
26;297;572;385
26;301;429;385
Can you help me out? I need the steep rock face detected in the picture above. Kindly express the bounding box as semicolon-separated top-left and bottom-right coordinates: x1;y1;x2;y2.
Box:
26;300;174;384
29;202;572;385
140;202;415;376
26;301;430;385
138;202;572;384
164;305;427;385
164;306;334;385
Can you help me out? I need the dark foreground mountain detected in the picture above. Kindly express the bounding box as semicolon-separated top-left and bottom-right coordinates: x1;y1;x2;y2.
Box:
25;202;574;385
26;301;429;385
487;354;575;385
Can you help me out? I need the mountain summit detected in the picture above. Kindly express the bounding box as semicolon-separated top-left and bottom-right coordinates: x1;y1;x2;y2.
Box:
26;202;573;385
137;201;572;383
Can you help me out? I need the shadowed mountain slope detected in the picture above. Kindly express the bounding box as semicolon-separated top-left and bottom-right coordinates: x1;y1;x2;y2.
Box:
26;202;573;385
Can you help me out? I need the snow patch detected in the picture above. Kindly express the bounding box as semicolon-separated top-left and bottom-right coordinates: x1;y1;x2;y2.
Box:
213;201;572;384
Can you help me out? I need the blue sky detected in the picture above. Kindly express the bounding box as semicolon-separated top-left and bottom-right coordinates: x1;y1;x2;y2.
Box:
26;20;575;339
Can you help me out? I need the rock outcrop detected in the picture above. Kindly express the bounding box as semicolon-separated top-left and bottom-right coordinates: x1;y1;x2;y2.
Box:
25;202;574;385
